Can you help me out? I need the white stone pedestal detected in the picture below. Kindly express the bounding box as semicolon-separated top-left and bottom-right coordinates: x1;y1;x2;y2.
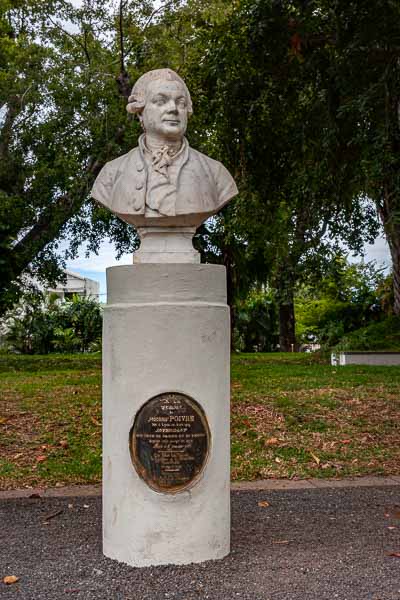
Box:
102;264;230;567
134;226;200;264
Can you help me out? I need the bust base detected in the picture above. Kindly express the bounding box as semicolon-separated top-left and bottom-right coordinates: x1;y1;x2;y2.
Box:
133;226;200;264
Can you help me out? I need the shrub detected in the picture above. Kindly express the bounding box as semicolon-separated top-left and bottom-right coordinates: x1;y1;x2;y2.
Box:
2;292;102;354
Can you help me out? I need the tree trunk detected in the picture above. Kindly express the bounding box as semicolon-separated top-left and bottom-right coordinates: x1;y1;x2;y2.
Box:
276;270;296;352
278;296;296;352
387;232;400;316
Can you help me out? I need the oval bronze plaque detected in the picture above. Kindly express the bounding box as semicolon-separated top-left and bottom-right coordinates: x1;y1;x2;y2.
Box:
130;393;210;493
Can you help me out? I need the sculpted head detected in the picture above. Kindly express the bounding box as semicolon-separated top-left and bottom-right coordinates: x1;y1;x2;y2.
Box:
126;69;192;143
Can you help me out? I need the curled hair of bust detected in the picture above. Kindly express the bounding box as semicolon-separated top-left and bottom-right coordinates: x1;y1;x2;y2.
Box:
126;68;193;117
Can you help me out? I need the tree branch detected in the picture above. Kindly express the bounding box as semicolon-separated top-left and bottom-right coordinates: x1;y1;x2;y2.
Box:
123;0;177;60
119;0;125;73
12;157;104;278
47;16;91;65
0;98;19;161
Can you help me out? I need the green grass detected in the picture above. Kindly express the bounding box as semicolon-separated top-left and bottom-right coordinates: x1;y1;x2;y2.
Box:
0;352;399;488
231;353;400;480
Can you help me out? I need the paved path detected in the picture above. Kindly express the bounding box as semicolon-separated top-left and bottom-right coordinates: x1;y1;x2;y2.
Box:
1;481;400;599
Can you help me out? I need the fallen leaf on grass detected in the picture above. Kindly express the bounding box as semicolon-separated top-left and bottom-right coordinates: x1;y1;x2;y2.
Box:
0;417;8;425
275;457;282;464
258;500;270;508
91;417;101;427
59;440;68;448
3;576;19;585
36;455;47;463
265;437;279;447
310;451;320;466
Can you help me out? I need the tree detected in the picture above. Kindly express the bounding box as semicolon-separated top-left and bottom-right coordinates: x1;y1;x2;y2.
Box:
0;0;161;315
295;255;385;347
184;0;379;349
314;0;400;314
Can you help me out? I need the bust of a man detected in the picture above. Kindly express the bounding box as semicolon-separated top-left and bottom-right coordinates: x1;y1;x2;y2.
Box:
91;68;238;230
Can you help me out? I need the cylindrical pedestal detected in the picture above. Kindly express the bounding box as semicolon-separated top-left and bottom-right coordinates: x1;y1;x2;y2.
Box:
102;264;230;567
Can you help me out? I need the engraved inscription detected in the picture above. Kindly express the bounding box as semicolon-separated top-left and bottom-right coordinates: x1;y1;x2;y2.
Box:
130;393;210;493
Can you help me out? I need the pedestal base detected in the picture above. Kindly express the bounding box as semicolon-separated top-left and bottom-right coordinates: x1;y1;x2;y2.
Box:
133;227;200;264
102;264;230;566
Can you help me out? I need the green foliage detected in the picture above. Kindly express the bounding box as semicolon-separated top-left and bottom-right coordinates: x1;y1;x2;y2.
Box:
333;316;400;352
0;0;144;315
295;256;386;347
233;288;278;352
2;0;399;333
3;292;102;354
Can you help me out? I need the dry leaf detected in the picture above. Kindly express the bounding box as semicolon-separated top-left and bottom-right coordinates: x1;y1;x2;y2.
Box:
265;437;279;446
59;440;68;448
3;575;19;585
388;552;400;558
275;457;282;464
91;417;101;426
310;451;320;466
36;455;46;463
388;526;396;530
258;500;270;508
0;417;7;425
43;509;63;522
13;453;23;459
272;540;289;545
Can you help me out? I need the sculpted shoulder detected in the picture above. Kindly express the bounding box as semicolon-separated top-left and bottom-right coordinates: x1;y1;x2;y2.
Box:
188;148;238;211
91;147;140;208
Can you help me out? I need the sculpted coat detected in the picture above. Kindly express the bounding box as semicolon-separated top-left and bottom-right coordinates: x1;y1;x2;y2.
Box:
92;135;238;228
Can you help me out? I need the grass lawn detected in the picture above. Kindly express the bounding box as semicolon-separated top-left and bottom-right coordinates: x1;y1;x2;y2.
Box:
0;352;399;489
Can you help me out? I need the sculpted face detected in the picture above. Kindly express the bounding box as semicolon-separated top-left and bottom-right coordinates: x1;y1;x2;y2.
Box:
141;80;188;142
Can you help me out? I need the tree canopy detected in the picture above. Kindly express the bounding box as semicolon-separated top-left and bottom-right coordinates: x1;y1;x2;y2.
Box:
1;0;398;350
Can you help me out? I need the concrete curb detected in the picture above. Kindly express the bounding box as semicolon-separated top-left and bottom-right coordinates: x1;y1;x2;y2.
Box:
1;475;399;499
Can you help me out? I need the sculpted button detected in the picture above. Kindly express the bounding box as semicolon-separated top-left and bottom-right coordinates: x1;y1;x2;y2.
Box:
136;182;144;190
133;198;142;210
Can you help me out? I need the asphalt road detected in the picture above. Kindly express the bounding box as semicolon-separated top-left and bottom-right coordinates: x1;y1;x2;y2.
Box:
1;486;399;600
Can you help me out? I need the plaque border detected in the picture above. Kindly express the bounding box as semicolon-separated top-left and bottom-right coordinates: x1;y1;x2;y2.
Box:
129;392;211;494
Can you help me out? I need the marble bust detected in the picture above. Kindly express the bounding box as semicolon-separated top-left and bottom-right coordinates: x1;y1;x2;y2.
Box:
91;68;238;262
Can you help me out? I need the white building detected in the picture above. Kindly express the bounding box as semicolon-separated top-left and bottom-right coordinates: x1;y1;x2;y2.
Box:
46;270;99;301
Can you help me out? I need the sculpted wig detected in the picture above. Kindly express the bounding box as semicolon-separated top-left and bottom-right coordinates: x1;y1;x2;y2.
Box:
126;68;193;117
